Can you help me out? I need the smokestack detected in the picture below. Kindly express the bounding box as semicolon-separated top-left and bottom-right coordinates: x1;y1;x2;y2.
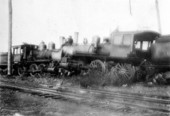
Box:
59;36;66;48
74;32;79;44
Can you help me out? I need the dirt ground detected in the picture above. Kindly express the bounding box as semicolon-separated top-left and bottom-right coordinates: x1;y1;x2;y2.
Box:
0;88;168;116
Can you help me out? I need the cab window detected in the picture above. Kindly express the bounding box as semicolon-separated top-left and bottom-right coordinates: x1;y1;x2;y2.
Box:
135;41;151;51
142;41;149;50
135;41;141;49
13;47;22;54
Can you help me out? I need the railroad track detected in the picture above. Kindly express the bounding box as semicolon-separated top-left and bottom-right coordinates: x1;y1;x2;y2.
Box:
61;85;170;104
0;79;170;114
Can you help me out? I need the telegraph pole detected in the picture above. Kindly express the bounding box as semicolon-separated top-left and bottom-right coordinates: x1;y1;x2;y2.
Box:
129;0;132;16
155;0;161;33
8;0;12;75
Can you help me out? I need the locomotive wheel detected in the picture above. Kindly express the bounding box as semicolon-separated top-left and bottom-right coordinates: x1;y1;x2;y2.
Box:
29;64;39;77
111;63;136;85
18;67;26;77
38;64;46;77
90;60;106;73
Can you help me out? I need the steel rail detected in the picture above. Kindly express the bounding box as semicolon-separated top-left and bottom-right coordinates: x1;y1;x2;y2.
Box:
60;85;170;104
0;80;170;114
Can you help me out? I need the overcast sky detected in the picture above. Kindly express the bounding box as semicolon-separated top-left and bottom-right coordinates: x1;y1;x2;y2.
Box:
0;0;170;52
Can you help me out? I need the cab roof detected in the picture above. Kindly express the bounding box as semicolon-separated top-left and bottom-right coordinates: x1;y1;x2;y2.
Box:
12;43;38;49
111;30;160;41
134;31;160;41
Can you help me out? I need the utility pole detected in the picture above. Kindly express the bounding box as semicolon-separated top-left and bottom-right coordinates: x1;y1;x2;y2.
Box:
8;0;12;75
129;0;132;16
155;0;161;33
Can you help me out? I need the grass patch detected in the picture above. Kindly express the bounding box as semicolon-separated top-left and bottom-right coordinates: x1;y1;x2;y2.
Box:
0;66;137;89
0;74;62;88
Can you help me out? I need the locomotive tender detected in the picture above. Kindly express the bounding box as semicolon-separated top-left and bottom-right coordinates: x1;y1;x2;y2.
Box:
0;30;170;80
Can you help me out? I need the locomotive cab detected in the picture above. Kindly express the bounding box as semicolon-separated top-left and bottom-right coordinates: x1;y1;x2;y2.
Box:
133;31;160;60
13;45;23;63
107;31;160;66
13;44;38;63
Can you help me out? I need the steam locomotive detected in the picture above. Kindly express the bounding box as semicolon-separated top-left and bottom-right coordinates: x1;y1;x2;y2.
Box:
0;31;170;80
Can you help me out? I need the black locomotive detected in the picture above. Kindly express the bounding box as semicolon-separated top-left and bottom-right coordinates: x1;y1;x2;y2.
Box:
0;31;170;80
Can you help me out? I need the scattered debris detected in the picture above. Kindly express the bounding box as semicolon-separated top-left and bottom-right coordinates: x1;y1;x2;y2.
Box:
147;71;170;85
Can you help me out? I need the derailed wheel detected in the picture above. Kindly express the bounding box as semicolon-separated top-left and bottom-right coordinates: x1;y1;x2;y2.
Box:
29;64;38;77
111;63;136;85
90;60;106;73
